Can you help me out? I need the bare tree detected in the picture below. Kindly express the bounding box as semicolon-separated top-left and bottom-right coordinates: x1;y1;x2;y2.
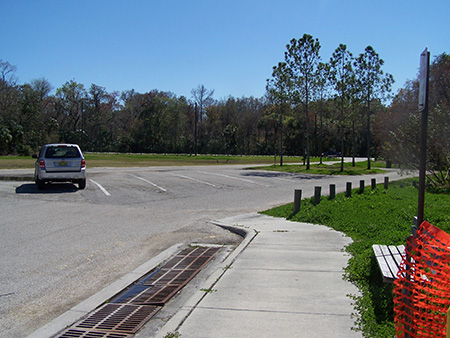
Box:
0;60;17;85
191;84;214;122
0;60;19;113
30;77;52;101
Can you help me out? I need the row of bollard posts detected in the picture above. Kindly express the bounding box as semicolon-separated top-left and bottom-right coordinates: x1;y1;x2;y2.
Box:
293;176;390;213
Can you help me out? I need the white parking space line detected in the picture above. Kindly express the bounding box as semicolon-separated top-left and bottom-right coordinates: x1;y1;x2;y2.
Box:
129;174;167;192
89;179;111;196
196;170;270;187
168;173;218;188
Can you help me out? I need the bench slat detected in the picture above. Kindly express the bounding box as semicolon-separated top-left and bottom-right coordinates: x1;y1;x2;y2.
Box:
373;244;406;283
372;244;383;257
373;245;394;281
384;250;399;280
388;245;404;267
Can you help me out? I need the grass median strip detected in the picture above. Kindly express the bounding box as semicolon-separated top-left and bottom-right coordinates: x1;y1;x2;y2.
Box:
255;160;387;175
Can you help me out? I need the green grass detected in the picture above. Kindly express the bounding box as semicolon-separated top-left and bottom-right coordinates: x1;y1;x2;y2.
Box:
256;160;387;175
0;153;309;169
0;156;36;169
262;178;450;337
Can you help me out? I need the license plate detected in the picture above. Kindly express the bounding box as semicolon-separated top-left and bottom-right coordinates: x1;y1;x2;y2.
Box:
59;161;68;166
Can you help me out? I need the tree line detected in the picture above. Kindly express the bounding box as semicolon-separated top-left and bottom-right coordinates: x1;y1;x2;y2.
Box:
1;34;449;188
0;35;391;161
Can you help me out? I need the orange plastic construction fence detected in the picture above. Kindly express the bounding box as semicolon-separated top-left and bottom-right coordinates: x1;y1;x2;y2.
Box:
394;221;450;337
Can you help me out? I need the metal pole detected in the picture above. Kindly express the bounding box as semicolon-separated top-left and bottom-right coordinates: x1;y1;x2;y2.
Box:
279;109;283;166
447;307;450;338
194;103;198;156
417;49;430;226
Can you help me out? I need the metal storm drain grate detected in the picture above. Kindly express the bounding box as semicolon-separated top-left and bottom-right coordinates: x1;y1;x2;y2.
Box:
160;247;220;271
57;328;131;337
57;246;221;337
123;284;181;306
74;303;160;334
117;247;220;306
142;268;197;287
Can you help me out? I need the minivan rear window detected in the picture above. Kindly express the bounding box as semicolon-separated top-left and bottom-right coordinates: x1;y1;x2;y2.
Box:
45;146;81;159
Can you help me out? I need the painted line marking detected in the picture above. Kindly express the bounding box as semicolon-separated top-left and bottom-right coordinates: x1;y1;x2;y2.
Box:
168;173;218;188
89;179;111;196
129;174;167;192
196;171;270;187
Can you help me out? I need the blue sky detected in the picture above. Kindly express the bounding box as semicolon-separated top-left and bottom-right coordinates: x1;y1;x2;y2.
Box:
1;1;448;102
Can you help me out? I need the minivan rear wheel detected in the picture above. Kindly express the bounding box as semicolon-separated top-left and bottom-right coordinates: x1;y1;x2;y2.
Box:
36;178;45;190
78;178;86;190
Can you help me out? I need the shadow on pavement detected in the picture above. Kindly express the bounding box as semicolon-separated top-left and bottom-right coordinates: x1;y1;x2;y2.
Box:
15;183;79;194
241;169;326;180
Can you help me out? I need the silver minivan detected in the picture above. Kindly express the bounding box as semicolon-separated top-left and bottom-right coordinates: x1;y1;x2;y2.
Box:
33;144;86;190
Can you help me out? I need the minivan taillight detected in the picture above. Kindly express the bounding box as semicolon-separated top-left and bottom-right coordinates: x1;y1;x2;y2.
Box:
81;159;86;168
39;159;45;169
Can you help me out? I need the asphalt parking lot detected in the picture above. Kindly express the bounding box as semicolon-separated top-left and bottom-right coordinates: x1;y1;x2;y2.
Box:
0;165;406;337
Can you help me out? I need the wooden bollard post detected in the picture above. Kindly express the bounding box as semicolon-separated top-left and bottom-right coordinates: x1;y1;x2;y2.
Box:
371;178;376;190
384;177;389;189
294;189;302;213
359;180;365;194
329;184;336;200
314;186;321;205
346;182;352;197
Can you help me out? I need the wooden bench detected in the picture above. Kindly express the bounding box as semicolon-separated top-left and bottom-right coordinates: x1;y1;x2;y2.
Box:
372;244;405;283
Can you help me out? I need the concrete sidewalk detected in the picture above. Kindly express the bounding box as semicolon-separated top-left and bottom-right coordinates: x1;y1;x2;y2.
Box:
150;213;362;338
